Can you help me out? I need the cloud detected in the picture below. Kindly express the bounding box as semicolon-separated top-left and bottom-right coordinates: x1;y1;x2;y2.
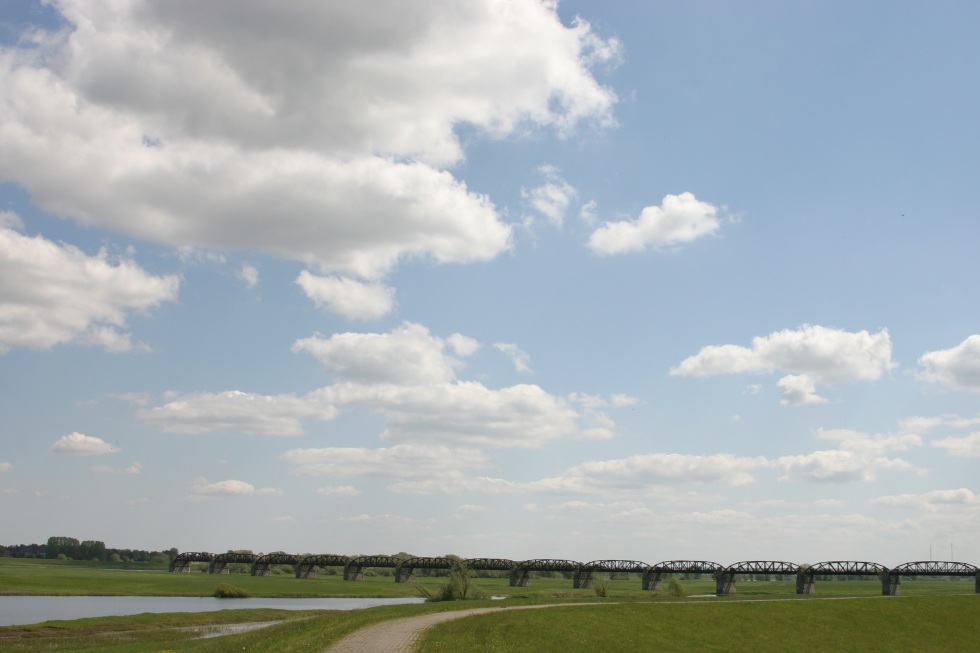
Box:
0;228;179;354
188;479;283;500
773;428;921;482
0;211;23;230
138;390;337;435
316;485;361;497
236;263;259;288
578;199;598;225
494;342;532;373
91;460;142;474
446;333;480;357
389;474;520;495
671;325;894;405
521;165;577;228
293;322;462;385
932;431;980;458
672;325;894;382
776;374;827;406
587;192;720;255
870;488;980;510
0;462;11;473
452;504;488;520
918;335;980;392
142;323;595;446
0;1;618;278
50;432;116;456
295;271;395;320
550;453;770;489
283;445;488;478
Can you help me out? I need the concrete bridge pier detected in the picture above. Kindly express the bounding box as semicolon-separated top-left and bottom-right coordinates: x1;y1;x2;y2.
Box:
642;570;662;591
881;573;900;595
795;572;815;595
395;569;414;583
573;571;594;589
509;570;529;587
715;574;736;595
297;566;316;579
344;566;363;581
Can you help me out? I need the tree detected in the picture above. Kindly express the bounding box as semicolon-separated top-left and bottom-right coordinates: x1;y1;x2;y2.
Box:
46;536;80;559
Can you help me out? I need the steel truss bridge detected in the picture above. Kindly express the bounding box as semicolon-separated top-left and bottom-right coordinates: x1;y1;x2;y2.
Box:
168;553;980;595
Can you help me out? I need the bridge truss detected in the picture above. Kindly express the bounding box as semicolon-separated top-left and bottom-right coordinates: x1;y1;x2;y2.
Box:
251;553;301;576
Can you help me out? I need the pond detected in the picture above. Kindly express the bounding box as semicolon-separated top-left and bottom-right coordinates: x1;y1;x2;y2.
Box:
0;595;426;627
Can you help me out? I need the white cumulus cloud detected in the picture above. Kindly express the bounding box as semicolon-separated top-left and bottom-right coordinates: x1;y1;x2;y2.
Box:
138;390;337;436
932;431;980;458
776;374;827;406
521;164;577;228
0;0;618;278
671;325;895;405
773;428;922;482
0;228;179;354
587;192;721;255
295;271;395;320
871;488;980;510
918;335;980;392
50;432;117;456
188;479;283;499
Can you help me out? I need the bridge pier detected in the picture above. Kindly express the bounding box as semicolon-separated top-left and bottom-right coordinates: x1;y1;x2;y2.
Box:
976;573;980;594
509;570;530;587
795;572;815;595
296;564;316;579
881;573;900;595
642;570;662;591
573;571;594;589
715;573;736;595
344;565;363;581
395;568;414;583
170;561;191;573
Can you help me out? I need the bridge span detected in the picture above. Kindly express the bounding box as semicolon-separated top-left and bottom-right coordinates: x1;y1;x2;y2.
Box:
167;552;980;595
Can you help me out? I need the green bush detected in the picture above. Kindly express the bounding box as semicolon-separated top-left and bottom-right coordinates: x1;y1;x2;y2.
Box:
666;577;686;597
213;582;250;598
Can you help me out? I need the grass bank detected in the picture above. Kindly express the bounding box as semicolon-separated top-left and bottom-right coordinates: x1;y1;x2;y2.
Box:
419;595;980;652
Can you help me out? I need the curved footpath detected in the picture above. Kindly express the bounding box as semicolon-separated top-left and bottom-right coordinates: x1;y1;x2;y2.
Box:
324;603;604;653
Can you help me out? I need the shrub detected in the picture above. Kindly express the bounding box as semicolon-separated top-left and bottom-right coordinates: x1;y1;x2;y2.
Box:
666;577;686;597
593;580;609;598
213;583;250;598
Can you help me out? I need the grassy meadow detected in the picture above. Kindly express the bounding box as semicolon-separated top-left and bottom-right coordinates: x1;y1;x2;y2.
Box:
2;557;979;651
419;595;980;653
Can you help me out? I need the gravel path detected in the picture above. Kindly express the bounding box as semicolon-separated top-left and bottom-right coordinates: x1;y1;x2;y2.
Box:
324;603;603;653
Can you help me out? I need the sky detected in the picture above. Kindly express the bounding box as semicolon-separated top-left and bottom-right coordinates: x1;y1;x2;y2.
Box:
1;0;979;568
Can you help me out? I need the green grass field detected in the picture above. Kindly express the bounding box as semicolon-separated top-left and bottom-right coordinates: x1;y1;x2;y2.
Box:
419;595;980;653
2;558;979;652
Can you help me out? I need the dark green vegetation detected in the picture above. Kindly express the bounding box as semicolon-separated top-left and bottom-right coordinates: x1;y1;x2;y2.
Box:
212;583;249;598
419;596;980;652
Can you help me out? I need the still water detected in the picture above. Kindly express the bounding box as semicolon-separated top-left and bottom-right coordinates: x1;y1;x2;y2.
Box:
0;595;426;627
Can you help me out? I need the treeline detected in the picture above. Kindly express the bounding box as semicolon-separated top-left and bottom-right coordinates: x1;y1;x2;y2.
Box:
0;536;177;564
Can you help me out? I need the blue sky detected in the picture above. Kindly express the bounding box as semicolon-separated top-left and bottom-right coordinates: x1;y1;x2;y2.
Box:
1;0;979;566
